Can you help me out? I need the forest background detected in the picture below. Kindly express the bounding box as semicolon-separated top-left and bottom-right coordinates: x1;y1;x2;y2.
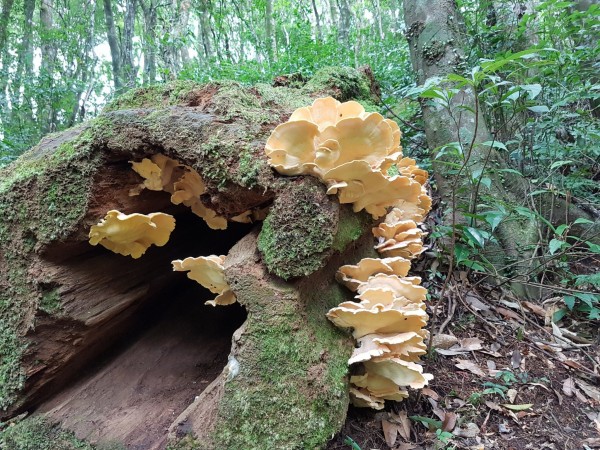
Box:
0;0;598;342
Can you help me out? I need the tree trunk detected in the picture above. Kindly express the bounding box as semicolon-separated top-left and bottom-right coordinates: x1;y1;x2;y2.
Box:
337;0;351;43
264;0;274;63
404;0;599;298
179;0;191;65
0;0;14;57
103;0;122;91
141;0;158;84
121;0;137;89
197;0;212;59
311;0;322;40
39;0;57;134
9;0;34;125
0;68;377;449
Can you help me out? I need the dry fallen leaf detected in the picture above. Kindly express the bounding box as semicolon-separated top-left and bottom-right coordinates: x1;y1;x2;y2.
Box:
485;401;502;411
441;411;457;432
507;388;518;403
465;294;490;311
421;388;440;401
523;301;546;318
455;359;486;377
390;410;411;442
382;419;399;448
510;349;522;369
575;378;600;403
563;377;575;397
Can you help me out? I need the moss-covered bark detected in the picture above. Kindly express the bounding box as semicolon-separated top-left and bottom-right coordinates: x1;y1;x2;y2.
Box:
0;67;378;449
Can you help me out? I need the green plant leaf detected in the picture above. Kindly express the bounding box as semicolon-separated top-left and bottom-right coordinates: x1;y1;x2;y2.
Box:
573;218;594;225
527;105;550;113
564;295;576;310
550;160;573;170
501;403;533;411
549;239;564;255
481;140;507;150
464;227;486;248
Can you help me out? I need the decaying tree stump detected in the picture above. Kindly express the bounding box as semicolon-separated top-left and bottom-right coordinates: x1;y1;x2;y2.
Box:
0;68;379;449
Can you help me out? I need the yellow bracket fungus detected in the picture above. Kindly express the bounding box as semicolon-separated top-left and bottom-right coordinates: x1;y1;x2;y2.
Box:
129;154;228;230
88;210;176;259
172;255;236;306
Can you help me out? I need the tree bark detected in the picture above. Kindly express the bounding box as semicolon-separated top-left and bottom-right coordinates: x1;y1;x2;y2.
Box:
311;0;322;40
337;0;352;43
264;0;274;63
9;0;34;125
103;0;122;91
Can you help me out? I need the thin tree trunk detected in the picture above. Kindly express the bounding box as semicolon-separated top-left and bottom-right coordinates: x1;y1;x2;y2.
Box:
9;0;34;124
69;2;96;126
40;0;57;133
264;0;274;63
311;0;322;40
179;0;191;65
329;0;338;28
142;0;157;84
103;0;122;91
337;0;351;43
0;0;14;56
197;0;212;59
121;0;137;89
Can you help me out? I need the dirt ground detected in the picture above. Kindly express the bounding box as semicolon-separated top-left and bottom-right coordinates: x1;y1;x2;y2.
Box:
36;291;246;450
327;274;600;450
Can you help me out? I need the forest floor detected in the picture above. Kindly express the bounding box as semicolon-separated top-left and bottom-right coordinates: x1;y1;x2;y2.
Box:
327;270;600;450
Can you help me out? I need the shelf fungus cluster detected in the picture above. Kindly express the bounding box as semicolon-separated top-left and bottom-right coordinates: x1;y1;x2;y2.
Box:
265;97;432;410
88;154;240;306
265;96;428;219
172;255;236;306
129;154;229;230
88;210;176;259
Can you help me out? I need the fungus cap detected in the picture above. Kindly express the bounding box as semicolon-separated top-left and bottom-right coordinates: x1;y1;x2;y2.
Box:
326;305;428;339
364;358;433;389
351;373;409;401
336;257;412;292
356;274;427;304
172;255;237;306
88;210;176;259
349;387;385;410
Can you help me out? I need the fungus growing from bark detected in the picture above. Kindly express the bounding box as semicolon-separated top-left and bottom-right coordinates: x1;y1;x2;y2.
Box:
130;154;228;230
172;255;236;306
335;257;412;292
264;97;423;219
88;210;176;259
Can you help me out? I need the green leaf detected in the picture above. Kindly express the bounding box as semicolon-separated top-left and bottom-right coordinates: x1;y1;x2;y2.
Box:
555;224;568;236
464;227;486;248
573;218;594;225
588;242;600;254
480;177;492;189
549;239;564;255
501;403;533;411
481;140;507;150
550;160;573;170
521;83;542;99
482;211;505;232
527;105;550;113
410;415;442;430
564;295;576;310
454;244;470;263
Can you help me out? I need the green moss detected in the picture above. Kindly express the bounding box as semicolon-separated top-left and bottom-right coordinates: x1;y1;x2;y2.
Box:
214;284;352;449
332;207;371;252
257;180;337;280
39;289;62;315
303;67;372;101
0;417;94;450
103;80;203;112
